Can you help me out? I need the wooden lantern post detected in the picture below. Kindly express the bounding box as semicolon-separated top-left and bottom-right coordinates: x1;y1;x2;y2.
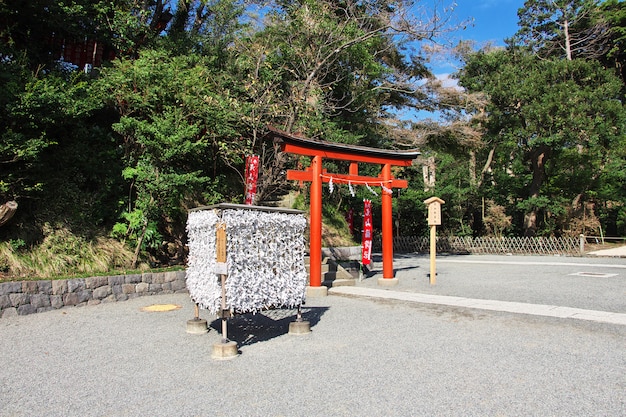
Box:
423;197;444;285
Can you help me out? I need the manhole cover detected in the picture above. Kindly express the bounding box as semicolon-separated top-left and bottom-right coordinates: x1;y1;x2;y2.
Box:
569;272;618;278
141;304;182;312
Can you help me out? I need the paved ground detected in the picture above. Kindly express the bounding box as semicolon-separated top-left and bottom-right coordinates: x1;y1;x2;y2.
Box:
343;251;626;324
588;244;626;257
0;253;624;416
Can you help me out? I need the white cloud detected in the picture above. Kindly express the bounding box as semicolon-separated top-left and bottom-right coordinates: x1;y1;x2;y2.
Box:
477;0;516;9
434;73;461;90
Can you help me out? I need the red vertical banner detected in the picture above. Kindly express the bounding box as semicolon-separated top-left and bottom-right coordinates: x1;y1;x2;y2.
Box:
362;200;373;265
244;155;260;205
345;208;354;234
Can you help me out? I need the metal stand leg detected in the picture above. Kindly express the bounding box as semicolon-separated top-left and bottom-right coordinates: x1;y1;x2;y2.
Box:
186;303;208;334
289;304;311;335
220;273;229;343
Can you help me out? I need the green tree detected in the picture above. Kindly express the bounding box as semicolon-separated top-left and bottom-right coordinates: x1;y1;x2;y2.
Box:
459;49;626;236
97;49;248;266
0;56;123;243
510;0;610;61
0;1;144;242
600;0;626;85
253;0;452;134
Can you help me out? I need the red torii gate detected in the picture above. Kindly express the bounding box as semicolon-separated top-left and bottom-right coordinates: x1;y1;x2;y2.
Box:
266;126;420;289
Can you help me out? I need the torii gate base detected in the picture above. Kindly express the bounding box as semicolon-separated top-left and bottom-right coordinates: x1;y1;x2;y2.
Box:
377;277;399;287
267;126;420;293
306;285;328;297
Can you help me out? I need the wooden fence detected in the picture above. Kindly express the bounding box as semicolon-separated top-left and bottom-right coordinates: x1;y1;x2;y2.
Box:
373;236;584;256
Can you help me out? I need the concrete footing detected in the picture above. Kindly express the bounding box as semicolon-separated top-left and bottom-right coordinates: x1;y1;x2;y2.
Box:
289;320;311;335
377;277;399;287
186;318;208;334
212;340;238;360
306;285;328;297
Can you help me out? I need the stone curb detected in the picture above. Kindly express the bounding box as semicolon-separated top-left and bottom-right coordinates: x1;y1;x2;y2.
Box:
328;286;626;326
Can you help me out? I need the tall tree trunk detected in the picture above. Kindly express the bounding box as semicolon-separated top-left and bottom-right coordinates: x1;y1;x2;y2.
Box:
132;218;148;269
524;145;551;236
563;18;572;61
469;150;477;187
169;0;191;34
477;147;496;189
131;196;154;269
422;156;435;191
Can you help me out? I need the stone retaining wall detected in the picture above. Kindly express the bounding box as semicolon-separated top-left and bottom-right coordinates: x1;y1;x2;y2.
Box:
0;270;187;318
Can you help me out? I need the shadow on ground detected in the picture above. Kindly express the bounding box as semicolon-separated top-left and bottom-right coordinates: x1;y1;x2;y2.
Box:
209;306;329;347
363;261;421;278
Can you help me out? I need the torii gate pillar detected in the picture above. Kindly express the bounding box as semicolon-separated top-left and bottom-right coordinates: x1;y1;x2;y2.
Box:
380;163;395;283
309;155;323;288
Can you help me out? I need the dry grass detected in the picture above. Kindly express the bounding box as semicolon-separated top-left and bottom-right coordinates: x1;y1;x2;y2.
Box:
0;228;138;280
321;223;357;247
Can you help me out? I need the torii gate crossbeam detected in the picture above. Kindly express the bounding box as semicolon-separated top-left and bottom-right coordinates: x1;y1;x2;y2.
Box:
266;126;420;288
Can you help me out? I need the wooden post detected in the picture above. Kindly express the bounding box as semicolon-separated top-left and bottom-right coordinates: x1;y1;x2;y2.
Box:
429;225;437;285
424;197;444;286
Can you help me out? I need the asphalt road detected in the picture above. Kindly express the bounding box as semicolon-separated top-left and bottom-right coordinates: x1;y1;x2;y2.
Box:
363;253;626;313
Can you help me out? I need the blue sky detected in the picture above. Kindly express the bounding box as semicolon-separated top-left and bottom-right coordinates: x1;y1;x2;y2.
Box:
401;1;526;120
452;0;525;46
429;0;525;74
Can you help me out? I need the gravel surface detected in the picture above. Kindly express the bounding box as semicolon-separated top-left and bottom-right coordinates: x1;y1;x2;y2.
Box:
1;276;624;416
